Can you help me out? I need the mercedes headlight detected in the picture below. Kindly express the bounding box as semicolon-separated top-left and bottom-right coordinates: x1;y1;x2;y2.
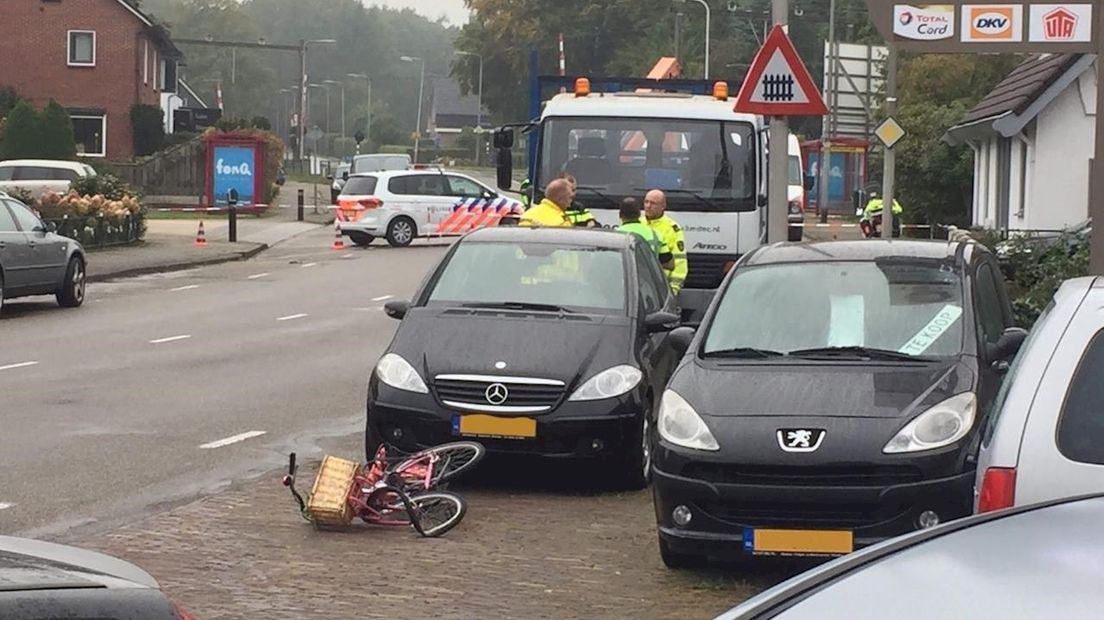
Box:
375;353;428;394
568;365;642;401
884;393;976;454
657;390;719;451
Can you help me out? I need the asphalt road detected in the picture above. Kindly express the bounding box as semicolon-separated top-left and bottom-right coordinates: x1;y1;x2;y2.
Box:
0;229;452;537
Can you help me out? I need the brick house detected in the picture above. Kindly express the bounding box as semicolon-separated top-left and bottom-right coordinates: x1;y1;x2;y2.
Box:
0;0;182;160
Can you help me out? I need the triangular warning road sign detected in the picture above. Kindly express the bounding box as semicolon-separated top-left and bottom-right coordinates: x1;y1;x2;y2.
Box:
734;24;828;116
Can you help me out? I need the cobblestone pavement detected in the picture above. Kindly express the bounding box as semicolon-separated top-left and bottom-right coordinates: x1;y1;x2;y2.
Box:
77;459;788;619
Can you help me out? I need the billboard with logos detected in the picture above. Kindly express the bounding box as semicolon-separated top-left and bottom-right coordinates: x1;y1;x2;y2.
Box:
204;135;266;209
961;5;1024;42
1029;4;1093;41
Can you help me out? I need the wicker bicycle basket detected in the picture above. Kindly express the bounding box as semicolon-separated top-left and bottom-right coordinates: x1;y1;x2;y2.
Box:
307;455;360;526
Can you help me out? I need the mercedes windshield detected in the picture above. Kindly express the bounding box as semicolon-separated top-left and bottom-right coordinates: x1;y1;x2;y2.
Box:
538;117;757;212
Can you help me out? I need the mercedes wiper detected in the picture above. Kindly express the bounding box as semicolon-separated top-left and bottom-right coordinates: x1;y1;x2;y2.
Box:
462;301;577;314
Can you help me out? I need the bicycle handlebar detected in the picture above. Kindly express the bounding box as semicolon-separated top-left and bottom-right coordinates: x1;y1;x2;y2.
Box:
288;452;297;477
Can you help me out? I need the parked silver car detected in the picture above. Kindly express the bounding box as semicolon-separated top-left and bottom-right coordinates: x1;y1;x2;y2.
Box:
0;535;194;618
0;193;86;314
715;494;1104;620
975;276;1104;513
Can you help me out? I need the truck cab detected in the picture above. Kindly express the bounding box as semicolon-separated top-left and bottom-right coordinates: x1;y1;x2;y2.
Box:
493;78;768;322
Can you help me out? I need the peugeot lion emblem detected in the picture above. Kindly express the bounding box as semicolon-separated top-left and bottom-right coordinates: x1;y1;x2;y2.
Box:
777;429;826;453
485;383;509;405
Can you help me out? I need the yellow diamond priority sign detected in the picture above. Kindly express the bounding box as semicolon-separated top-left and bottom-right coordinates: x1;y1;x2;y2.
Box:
875;117;906;149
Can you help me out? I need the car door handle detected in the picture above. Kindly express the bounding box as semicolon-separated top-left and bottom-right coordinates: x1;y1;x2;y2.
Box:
27;240;36;248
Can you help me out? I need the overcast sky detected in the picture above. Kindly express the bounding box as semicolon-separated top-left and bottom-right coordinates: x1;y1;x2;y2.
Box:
368;0;470;25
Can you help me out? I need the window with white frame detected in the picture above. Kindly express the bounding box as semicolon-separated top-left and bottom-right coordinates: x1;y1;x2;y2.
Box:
144;40;149;84
72;115;106;157
68;31;96;67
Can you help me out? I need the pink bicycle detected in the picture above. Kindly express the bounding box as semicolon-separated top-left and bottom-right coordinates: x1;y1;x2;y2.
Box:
283;442;485;538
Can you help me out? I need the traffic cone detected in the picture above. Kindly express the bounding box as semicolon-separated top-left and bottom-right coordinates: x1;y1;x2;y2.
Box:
194;220;207;247
331;219;346;251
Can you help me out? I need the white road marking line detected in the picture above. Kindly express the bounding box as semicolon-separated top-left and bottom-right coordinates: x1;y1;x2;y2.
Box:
247;273;270;280
149;335;192;344
277;313;308;322
342;253;354;259
170;284;200;292
0;361;39;372
301;262;318;268
372;295;394;302
199;430;267;450
0;503;14;511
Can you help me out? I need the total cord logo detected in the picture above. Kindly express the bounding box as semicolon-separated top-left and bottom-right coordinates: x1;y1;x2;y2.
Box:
962;5;1023;42
893;5;954;40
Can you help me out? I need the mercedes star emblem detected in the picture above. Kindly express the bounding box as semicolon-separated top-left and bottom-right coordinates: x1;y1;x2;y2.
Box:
485;383;509;405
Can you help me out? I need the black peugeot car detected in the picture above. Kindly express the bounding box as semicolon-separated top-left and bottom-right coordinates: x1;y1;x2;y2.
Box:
368;226;681;488
652;240;1027;567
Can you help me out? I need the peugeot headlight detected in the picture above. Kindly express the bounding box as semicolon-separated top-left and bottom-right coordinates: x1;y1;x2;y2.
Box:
375;353;428;394
884;393;976;454
788;200;802;215
568;365;642;401
657;390;719;451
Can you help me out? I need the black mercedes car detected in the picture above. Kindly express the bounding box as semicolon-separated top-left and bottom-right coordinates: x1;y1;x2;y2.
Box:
367;226;681;488
652;240;1027;567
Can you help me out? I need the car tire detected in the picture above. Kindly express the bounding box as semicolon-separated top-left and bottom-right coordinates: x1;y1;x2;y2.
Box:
616;412;652;491
56;256;86;308
386;217;416;247
659;536;704;569
348;232;375;247
788;225;803;242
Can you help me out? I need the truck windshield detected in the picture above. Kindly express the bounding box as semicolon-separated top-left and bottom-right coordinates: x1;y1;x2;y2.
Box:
538;117;756;212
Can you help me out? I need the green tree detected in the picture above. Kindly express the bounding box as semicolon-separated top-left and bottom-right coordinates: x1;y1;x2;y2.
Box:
130;104;166;157
892;54;1023;227
40;100;77;160
1;101;43;159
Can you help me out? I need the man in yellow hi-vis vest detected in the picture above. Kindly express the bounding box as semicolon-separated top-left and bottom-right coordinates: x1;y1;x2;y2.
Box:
644;190;688;294
519;179;573;228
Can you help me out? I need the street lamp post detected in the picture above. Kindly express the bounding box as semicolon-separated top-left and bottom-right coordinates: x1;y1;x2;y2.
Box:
675;0;710;79
324;79;345;138
454;51;484;165
297;38;336;162
347;73;372;151
401;55;426;164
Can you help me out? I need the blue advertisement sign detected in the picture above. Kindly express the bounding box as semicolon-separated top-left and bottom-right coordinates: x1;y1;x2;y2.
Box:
212;146;257;206
805;151;848;206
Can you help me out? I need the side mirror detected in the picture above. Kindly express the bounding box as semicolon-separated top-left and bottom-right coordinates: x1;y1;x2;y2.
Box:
326;174;334;181
988;327;1029;363
668;326;696;355
496;148;513;191
493;128;514;149
342;172;349;181
384;300;410;320
804;174;816;191
44;221;58;233
644;311;680;333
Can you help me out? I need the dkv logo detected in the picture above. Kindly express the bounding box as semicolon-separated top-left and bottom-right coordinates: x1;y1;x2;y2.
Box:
964;5;1021;41
216;158;253;176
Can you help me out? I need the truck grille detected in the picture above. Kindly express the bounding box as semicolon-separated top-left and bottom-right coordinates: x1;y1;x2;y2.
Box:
433;375;565;413
685;253;738;289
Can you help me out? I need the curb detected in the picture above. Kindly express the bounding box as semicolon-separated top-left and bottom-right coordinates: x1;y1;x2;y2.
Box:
87;244;269;283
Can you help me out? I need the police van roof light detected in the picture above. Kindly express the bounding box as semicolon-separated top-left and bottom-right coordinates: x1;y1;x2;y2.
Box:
575;77;591;97
713;81;729;101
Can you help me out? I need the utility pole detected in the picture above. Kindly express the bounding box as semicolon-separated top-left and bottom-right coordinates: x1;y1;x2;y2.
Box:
1092;1;1104;273
299;40;307;162
881;45;898;240
767;0;789;243
675;12;683;64
819;0;836;224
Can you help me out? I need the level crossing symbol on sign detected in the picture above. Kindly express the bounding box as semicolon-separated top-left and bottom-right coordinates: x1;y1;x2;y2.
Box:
734;24;828;116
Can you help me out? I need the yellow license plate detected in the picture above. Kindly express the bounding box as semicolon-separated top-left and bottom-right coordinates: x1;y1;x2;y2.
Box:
453;414;537;439
745;528;854;556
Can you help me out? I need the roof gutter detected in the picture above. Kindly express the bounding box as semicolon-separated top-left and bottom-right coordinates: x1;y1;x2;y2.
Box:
991;54;1096;137
942;113;1009;146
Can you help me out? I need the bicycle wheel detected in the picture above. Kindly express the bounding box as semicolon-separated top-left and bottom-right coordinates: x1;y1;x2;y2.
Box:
407;492;468;538
391;442;486;491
